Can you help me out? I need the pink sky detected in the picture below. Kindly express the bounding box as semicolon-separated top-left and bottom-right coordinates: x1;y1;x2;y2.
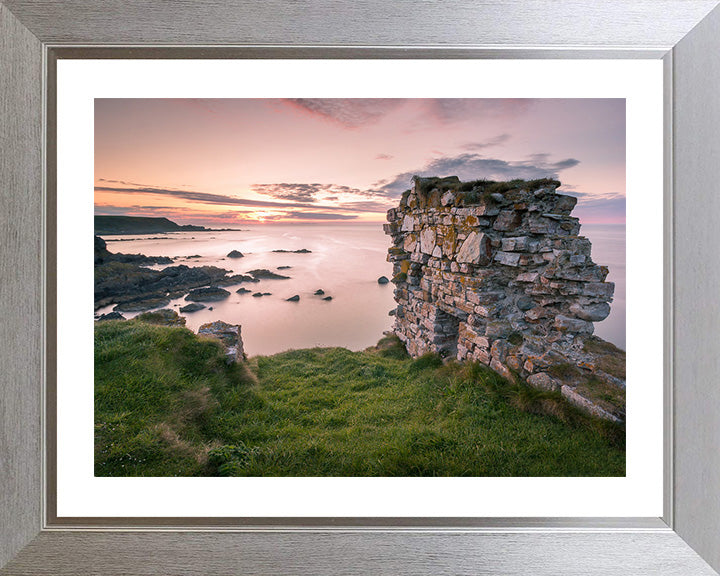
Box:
95;98;625;225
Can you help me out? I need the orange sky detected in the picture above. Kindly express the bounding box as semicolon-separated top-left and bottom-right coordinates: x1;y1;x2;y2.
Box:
95;98;626;226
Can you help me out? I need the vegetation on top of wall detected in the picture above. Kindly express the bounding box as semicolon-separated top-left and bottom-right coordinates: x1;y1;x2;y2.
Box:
409;175;562;207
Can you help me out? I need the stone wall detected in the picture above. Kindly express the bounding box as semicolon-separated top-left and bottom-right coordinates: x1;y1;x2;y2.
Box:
384;176;625;422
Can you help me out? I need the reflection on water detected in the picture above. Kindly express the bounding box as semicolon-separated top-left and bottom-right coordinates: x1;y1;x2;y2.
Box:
99;222;626;355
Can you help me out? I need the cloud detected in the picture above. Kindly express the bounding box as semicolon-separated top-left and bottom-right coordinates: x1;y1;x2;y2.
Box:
283;99;406;128
95;183;366;212
373;152;581;198
252;182;380;203
462;134;511;151
376;153;394;160
424;100;533;124
284;212;358;220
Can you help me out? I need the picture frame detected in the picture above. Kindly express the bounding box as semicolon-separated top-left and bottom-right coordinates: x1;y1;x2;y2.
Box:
1;1;719;574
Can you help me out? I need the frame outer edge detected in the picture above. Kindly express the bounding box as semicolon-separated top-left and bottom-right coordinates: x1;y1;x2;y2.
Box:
672;3;720;572
0;3;44;570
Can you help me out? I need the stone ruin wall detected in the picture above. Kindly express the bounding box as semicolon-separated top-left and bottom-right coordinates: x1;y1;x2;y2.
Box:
384;176;624;421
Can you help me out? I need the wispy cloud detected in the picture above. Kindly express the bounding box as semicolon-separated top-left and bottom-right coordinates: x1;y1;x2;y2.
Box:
283;98;406;128
462;134;511;151
376;153;394;160
95;184;375;213
283;99;535;129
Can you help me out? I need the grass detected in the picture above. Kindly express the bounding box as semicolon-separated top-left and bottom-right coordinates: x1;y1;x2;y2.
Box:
411;176;562;207
95;320;625;477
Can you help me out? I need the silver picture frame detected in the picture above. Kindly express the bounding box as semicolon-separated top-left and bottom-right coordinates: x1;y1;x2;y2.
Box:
2;1;720;574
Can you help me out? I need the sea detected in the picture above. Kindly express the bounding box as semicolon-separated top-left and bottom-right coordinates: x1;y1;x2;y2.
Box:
97;222;625;355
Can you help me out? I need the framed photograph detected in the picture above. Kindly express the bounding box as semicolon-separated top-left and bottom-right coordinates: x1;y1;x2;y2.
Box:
2;1;720;574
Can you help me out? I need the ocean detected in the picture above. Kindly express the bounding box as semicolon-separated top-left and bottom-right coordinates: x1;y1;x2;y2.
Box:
97;222;625;355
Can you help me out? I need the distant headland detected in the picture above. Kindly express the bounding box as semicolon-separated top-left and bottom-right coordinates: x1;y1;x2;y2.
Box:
95;215;241;235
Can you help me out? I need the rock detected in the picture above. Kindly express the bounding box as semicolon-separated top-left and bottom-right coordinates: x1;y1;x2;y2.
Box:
527;372;560;392
561;385;621;423
493;210;522;231
570;302;611;321
272;248;311;253
314;289;325;295
401;214;414;232
278;266;292;270
236;287;252;294
286;295;300;302
455;231;491;265
135;309;186;326
493;251;521;267
226;250;244;258
252;292;271;297
554;314;594;334
185;286;231;302
179;302;206;313
382;176;622;421
246;269;290;280
97;311;125;321
322;296;333;301
377;276;389;284
198;320;244;363
113;297;170;312
516;296;535;311
419;227;436;255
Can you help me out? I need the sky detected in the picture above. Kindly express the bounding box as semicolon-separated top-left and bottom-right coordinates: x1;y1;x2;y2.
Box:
94;98;625;226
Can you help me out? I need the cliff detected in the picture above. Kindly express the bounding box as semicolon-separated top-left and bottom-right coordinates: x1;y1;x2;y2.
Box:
94;215;209;235
384;176;625;422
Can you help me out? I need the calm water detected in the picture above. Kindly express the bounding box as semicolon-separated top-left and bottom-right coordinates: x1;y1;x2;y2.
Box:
98;222;625;355
581;224;626;350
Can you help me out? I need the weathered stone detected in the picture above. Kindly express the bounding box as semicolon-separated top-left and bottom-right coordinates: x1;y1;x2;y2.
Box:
456;231;491;265
383;176;621;421
561;385;621;423
516;296;535;311
494;251;521;267
570;302;611;321
401;214;414;232
493;210;522;231
378;276;390;284
198;320;245;363
226;250;244;258
554;314;594;334
420;227;436;255
527;372;560;392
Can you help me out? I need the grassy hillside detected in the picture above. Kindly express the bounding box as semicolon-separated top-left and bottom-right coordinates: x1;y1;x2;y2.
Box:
95;320;625;477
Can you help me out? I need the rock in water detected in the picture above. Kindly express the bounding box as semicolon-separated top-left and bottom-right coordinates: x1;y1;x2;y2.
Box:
97;311;125;321
314;289;325;295
286;295;300;302
135;309;186;326
198;320;244;363
185;286;231;302
247;269;290;280
227;250;244;258
236;287;252;294
377;276;389;284
322;296;333;301
180;302;206;313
